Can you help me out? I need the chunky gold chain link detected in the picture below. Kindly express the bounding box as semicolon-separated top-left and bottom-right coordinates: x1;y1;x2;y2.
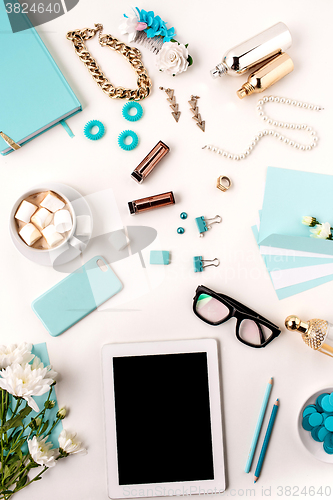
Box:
66;24;152;101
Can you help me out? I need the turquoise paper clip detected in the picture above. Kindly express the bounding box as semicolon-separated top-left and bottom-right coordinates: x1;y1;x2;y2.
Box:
193;256;220;273
195;215;222;237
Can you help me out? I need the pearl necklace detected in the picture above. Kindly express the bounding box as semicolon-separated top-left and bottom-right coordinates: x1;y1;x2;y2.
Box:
203;95;323;160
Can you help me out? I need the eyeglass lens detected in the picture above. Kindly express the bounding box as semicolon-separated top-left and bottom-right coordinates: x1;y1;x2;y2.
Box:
195;294;230;323
196;293;274;346
238;319;274;346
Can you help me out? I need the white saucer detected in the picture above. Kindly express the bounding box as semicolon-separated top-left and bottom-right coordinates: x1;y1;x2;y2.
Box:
10;182;93;267
297;387;333;463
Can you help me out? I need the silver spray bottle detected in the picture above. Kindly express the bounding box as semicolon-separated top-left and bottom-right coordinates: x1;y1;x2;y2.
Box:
210;22;292;78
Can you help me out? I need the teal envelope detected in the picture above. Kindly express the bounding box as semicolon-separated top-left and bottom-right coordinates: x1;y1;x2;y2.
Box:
258;167;333;255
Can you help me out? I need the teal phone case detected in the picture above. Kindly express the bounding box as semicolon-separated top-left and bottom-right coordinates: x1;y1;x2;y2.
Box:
32;256;122;337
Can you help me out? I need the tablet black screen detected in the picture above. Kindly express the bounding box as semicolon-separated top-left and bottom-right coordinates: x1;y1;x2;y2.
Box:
112;352;214;485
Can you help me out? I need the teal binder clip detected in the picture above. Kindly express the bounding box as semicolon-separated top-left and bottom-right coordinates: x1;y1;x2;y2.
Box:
195;215;222;237
193;256;220;272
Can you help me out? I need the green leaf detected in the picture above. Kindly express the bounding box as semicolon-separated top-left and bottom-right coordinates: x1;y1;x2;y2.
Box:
4;451;21;466
185;43;188;48
2;406;32;432
8;429;21;443
16;473;28;489
40;421;49;435
187;55;193;66
4;465;11;479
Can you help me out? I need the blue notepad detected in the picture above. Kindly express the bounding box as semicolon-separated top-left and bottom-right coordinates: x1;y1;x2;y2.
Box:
0;1;81;155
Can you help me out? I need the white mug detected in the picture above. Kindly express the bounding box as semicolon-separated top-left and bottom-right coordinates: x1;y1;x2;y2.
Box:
9;187;91;266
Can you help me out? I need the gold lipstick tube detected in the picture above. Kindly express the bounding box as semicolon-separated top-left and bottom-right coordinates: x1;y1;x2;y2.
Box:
128;191;175;215
131;141;170;183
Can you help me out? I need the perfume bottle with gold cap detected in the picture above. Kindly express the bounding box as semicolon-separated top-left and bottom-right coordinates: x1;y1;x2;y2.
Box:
237;52;294;99
285;316;333;357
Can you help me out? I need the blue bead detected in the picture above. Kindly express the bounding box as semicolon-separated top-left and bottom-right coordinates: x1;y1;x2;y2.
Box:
180;212;188;220
177;227;185;234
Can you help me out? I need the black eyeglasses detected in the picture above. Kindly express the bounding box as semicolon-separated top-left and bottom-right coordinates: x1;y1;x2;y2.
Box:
193;285;281;348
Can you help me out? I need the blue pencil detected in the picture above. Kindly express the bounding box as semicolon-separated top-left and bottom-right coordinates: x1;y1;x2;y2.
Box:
245;377;273;473
254;399;279;483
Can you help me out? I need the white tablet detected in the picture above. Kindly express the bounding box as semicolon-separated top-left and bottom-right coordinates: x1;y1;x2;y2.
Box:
102;339;225;499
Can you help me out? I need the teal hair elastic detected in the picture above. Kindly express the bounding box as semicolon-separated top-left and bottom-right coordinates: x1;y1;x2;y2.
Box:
118;130;139;151
84;120;105;141
122;102;143;122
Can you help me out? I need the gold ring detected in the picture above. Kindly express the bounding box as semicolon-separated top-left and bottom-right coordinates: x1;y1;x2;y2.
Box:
216;175;232;192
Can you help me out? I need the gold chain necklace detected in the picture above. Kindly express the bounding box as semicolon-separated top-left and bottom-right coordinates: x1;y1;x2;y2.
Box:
66;24;152;101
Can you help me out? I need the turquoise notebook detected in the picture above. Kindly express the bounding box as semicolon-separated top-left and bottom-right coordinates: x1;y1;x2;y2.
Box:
0;1;81;155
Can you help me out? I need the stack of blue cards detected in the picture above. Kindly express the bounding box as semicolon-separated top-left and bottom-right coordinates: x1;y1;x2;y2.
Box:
252;167;333;300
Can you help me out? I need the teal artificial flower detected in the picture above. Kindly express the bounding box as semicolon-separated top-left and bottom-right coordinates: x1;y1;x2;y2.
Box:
136;7;176;43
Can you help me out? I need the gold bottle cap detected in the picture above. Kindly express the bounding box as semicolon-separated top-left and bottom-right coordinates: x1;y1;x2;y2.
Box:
285;316;328;350
237;82;255;99
285;315;309;334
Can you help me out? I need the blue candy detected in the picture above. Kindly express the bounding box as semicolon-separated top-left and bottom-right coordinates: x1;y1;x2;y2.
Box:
320;395;333;413
311;426;321;442
303;406;317;418
309;412;323;427
317;426;330;442
302;415;313;431
316;393;329;411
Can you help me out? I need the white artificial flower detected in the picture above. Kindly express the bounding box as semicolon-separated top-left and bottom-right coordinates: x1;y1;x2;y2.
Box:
119;14;139;42
310;222;332;239
0;343;33;370
28;436;58;468
302;216;316;227
58;429;87;456
156;42;189;76
119;9;147;43
0;357;57;412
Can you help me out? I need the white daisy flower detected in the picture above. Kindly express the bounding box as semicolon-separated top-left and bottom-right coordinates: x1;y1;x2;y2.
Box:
58;429;87;456
0;343;33;370
0;357;57;412
28;435;58;468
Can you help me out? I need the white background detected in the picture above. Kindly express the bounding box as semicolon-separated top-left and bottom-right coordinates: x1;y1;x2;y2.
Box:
1;0;333;498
